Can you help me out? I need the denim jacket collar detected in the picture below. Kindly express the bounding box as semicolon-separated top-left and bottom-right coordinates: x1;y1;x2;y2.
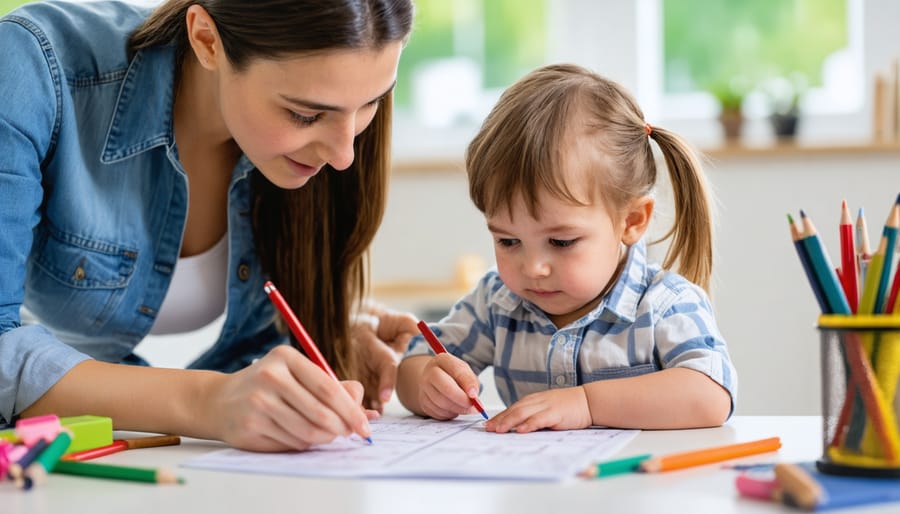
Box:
101;45;176;164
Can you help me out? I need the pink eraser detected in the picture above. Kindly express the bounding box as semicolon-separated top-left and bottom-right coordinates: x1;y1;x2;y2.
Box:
15;414;61;447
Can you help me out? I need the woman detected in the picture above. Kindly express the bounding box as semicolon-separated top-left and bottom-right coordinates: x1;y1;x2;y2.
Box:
0;0;416;451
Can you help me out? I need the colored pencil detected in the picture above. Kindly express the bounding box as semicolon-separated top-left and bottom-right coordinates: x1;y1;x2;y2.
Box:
888;263;900;314
875;201;899;313
263;281;372;444
638;437;782;473
579;453;651;478
839;201;859;313
120;434;181;450
62;435;181;462
416;320;489;420
52;460;184;484
6;438;49;480
788;214;828;313
62;440;128;461
798;211;851;314
264;281;337;380
857;207;872;286
21;430;72;488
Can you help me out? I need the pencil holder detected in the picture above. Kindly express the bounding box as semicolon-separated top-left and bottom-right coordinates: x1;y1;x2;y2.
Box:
818;315;900;478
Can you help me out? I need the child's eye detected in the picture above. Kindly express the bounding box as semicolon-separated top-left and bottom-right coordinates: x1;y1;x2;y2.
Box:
289;111;321;126
496;238;519;248
550;238;576;248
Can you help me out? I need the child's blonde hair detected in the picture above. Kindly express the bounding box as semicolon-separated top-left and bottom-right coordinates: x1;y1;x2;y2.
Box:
466;63;713;291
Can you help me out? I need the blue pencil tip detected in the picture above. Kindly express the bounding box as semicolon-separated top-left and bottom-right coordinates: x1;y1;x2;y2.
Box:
858;207;864;217
799;209;807;218
365;436;373;444
480;411;489;421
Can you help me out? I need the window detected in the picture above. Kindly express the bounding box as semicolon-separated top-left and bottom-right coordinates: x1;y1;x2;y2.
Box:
393;0;547;159
661;0;857;119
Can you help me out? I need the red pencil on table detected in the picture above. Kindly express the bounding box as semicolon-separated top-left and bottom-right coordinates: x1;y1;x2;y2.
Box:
416;320;489;420
839;200;859;313
263;281;372;443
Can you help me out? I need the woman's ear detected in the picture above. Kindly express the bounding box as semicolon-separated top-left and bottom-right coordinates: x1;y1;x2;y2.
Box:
621;196;654;246
185;5;222;70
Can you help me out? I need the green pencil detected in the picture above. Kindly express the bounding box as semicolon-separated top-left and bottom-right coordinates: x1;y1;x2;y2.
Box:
52;460;185;485
579;454;652;478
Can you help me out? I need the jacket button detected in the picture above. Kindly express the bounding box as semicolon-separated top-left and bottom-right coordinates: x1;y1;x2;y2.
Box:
237;264;251;281
73;266;86;282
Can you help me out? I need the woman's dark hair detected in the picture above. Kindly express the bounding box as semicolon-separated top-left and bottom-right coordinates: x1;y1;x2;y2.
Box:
129;1;413;381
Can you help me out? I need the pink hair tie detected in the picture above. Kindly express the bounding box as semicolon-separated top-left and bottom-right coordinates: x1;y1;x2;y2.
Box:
645;123;653;136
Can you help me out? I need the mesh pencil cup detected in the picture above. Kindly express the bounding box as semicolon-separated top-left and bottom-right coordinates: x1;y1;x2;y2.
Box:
818;315;900;477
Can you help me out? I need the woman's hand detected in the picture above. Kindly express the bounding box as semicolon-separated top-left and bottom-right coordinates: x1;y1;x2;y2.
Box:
484;387;593;434
209;345;371;452
351;305;419;412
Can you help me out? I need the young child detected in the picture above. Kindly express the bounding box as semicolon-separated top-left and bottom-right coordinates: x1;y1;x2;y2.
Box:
396;64;737;433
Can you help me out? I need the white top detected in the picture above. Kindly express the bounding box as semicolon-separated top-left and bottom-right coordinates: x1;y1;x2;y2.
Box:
149;236;228;335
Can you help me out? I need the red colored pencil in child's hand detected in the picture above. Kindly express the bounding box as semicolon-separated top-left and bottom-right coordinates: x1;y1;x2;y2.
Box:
416;320;489;420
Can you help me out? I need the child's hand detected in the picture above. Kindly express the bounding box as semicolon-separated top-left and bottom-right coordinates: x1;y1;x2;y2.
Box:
485;387;592;433
416;353;481;420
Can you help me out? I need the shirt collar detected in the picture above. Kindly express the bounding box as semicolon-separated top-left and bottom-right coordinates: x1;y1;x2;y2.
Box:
101;45;176;163
491;238;651;325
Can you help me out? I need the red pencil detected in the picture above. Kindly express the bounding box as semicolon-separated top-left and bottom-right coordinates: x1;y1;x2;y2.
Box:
263;281;371;443
62;440;128;461
264;281;337;380
416;320;489;420
839;200;859;312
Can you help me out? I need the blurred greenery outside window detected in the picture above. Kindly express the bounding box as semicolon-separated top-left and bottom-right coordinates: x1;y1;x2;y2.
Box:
395;0;547;128
1;0;29;14
662;0;855;118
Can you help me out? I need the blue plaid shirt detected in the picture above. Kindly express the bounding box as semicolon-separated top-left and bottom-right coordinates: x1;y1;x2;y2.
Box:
405;239;737;414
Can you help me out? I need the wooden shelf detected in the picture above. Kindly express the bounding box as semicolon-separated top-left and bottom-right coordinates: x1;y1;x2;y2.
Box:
392;140;900;174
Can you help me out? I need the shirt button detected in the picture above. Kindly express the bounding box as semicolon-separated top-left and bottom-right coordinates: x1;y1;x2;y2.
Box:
555;375;566;386
237;264;251;281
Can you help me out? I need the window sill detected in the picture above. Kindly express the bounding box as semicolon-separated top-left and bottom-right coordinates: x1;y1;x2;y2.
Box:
392;139;900;174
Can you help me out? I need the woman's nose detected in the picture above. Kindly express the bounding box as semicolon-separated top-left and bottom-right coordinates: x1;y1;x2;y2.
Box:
320;117;356;171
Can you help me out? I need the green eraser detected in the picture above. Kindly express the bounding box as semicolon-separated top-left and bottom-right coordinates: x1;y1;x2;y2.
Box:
60;415;113;454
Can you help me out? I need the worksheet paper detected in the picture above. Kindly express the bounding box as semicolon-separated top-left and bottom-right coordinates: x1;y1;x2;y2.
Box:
182;415;639;481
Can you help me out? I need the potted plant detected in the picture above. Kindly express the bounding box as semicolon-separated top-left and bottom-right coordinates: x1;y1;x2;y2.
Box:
709;81;746;141
765;75;805;140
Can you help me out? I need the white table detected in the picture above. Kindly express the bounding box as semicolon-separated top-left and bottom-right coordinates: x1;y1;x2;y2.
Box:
1;416;897;514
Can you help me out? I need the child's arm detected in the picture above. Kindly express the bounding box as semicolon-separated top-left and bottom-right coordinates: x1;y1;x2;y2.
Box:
485;368;730;433
396;354;483;420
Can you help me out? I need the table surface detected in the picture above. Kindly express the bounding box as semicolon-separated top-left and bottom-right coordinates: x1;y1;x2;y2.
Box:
2;415;898;514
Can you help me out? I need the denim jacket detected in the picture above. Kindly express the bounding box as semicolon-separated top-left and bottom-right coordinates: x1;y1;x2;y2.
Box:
0;1;285;424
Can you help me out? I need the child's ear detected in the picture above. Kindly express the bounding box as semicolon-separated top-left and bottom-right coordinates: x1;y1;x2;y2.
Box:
620;196;654;246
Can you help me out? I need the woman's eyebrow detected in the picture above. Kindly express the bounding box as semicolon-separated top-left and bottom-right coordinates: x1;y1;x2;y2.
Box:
279;81;396;113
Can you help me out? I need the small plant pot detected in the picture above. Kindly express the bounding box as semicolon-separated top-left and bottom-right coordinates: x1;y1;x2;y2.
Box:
770;112;799;139
718;109;744;141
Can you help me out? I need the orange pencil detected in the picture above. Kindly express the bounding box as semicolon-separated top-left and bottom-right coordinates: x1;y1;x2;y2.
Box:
638;437;781;473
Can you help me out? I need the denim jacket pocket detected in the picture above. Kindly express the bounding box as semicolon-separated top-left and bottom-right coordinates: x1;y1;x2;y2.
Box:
581;362;660;383
26;225;137;335
32;225;136;289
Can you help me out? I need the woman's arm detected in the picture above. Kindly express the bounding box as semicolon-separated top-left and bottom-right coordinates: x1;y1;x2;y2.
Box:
22;345;372;452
